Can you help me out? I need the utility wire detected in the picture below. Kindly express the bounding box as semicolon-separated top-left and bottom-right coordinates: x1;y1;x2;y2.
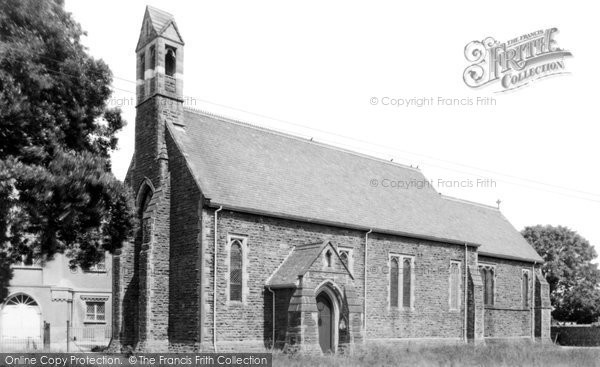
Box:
111;83;600;203
3;51;599;203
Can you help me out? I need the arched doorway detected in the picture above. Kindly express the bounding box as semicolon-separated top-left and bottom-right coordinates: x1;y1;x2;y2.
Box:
1;294;42;343
316;292;335;353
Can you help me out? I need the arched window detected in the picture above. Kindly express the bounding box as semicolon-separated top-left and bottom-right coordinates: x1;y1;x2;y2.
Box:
165;47;176;77
229;240;243;302
338;247;353;272
1;294;41;340
390;258;399;307
339;251;348;266
139;188;153;244
340;251;350;266
5;294;37;306
523;272;529;308
140;190;152;215
325;250;332;268
479;266;495;306
402;258;412;308
449;261;461;310
138;53;145;80
487;269;494;305
149;45;156;70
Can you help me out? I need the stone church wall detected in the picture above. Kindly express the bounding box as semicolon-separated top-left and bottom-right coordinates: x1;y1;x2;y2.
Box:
478;255;536;339
200;209;485;350
165;130;204;348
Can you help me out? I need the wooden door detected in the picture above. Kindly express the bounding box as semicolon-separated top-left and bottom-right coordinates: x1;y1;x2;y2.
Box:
317;293;333;353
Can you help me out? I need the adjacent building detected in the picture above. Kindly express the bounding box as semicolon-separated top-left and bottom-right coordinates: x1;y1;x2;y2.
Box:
0;254;112;351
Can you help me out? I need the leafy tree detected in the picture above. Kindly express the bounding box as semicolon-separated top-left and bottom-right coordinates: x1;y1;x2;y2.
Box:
0;0;135;298
522;225;600;323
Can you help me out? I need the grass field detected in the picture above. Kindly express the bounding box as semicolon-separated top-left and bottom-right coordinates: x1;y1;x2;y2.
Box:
272;343;600;367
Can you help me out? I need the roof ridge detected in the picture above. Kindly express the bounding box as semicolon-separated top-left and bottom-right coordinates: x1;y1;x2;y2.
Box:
297;243;322;247
183;107;422;173
295;241;326;249
441;194;499;210
296;246;322;250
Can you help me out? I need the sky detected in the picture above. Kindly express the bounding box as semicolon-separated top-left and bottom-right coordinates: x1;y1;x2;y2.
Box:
64;1;600;254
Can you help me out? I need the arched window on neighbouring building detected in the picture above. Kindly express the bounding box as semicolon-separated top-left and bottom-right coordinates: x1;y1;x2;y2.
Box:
1;294;42;341
390;257;399;307
165;47;176;77
402;258;412;308
229;239;243;302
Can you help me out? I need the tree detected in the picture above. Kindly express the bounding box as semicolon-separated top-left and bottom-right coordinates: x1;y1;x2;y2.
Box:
522;225;600;323
0;0;135;298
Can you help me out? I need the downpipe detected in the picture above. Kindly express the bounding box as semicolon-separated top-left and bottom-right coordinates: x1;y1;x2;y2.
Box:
464;243;468;343
213;206;223;352
532;261;536;341
364;229;372;332
267;286;275;350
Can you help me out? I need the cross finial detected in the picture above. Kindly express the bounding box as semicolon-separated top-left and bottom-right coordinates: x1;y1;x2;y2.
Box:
496;199;502;209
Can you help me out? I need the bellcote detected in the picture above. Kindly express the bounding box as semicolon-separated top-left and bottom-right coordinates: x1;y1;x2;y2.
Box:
136;6;184;106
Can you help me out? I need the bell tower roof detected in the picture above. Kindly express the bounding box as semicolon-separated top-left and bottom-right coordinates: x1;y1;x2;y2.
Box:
136;6;184;51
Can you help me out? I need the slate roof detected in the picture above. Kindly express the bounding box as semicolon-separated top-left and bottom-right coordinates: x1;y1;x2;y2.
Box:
146;6;176;34
267;241;352;288
136;6;183;51
167;109;543;263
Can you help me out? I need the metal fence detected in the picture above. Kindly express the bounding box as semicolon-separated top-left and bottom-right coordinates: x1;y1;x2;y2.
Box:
0;337;43;352
0;324;111;352
70;326;112;351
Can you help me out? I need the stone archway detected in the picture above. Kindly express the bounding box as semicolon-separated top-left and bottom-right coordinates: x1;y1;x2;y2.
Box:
275;241;364;353
315;282;344;353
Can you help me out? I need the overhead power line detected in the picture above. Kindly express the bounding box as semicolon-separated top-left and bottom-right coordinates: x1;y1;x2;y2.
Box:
3;51;599;203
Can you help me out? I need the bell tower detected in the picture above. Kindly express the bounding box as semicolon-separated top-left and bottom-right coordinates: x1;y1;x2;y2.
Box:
114;6;183;352
132;6;184;188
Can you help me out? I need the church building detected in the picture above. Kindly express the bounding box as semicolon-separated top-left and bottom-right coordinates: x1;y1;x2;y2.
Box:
112;6;551;353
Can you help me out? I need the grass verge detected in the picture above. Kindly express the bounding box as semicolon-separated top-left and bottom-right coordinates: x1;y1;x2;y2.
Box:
272;342;600;367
